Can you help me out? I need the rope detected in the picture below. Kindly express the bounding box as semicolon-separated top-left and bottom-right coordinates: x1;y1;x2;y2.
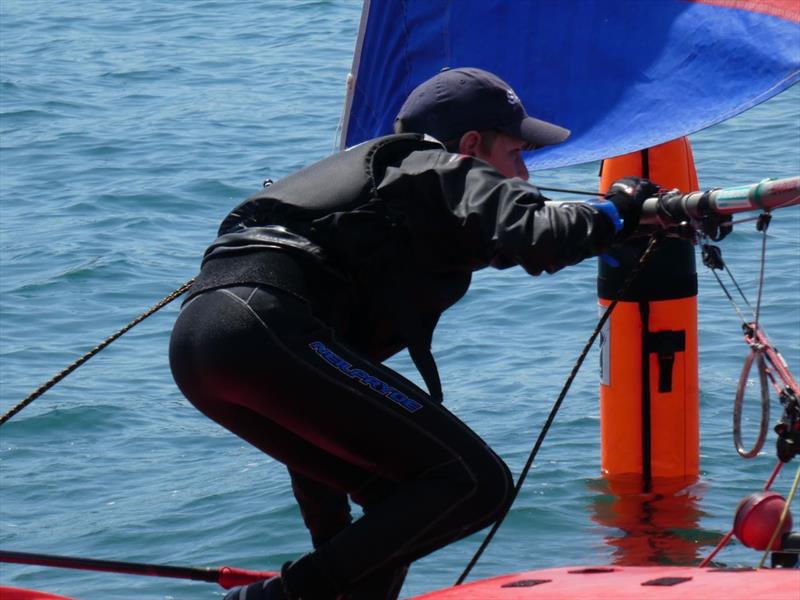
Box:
758;463;800;569
455;234;664;585
0;278;195;427
752;213;771;336
698;459;787;568
763;461;785;493
535;186;603;197
733;348;770;458
705;259;756;325
698;530;736;568
698;210;796;566
701;213;774;459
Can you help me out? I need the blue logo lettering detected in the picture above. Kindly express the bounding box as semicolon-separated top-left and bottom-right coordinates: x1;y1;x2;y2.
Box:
308;341;423;413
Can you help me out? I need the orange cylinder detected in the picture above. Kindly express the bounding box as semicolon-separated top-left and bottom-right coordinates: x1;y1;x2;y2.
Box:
598;136;698;194
598;137;700;495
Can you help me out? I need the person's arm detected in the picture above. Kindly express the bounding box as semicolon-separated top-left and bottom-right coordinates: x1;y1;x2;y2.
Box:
380;149;623;275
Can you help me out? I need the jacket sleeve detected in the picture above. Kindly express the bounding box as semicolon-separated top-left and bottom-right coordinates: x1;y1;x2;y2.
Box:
377;149;618;275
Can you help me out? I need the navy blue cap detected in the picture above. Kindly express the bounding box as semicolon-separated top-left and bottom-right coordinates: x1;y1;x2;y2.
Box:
394;67;570;149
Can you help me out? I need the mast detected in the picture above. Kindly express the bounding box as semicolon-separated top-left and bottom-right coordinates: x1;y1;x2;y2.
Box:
338;0;372;150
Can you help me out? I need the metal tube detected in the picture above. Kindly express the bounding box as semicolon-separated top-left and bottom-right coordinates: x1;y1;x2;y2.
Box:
640;176;799;225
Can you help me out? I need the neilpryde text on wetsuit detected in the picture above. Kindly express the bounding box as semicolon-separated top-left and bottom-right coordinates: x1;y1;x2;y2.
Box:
309;341;423;413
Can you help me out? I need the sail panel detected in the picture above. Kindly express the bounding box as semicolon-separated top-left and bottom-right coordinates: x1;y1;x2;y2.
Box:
342;0;799;169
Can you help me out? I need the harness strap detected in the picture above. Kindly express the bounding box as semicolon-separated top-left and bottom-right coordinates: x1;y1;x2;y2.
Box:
187;248;341;309
382;274;445;403
408;344;443;403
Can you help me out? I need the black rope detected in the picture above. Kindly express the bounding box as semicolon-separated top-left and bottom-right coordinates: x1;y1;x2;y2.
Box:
701;213;774;460
536;185;603;197
752;213;771;336
0;278;195;427
700;212;771;326
455;234;664;585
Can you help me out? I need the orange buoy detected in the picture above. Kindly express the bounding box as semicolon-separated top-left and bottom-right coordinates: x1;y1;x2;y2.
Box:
598;137;700;496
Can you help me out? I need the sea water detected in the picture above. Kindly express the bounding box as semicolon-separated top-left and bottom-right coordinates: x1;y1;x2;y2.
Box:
1;2;798;598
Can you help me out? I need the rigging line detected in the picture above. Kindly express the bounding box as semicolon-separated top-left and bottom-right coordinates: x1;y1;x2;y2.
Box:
701;231;757;324
723;262;757;320
455;233;664;586
733;347;770;458
758;462;800;569
535;185;604;197
705;212;771;332
753;214;771;336
708;267;752;325
698;459;786;568
764;460;784;492
729;215;763;226
698;529;736;568
0;278;196;427
763;361;789;399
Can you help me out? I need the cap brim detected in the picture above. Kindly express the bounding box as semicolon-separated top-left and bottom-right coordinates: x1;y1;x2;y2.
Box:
514;116;570;149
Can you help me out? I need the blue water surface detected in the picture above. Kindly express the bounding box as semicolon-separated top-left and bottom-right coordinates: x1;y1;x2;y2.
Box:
1;2;798;599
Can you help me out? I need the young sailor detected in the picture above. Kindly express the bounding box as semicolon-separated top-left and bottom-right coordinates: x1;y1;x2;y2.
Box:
169;67;658;600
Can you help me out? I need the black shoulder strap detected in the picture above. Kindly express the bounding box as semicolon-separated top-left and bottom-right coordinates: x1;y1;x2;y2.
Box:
383;280;444;403
408;344;443;403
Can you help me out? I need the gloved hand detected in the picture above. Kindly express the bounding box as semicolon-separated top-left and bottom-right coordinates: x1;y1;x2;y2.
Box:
656;189;733;240
605;176;661;237
655;189;690;227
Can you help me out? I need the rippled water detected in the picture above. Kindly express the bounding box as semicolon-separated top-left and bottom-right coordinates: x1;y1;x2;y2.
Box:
1;2;798;598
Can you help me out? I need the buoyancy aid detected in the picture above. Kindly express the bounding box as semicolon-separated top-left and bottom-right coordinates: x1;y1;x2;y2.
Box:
190;135;465;401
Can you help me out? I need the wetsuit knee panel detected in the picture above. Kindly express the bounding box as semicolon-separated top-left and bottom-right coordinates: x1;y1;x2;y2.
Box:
455;453;514;530
426;454;512;513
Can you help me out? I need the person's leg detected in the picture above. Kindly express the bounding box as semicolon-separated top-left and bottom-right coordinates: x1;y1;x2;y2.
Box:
289;471;408;600
339;564;408;600
289;470;352;549
170;286;513;597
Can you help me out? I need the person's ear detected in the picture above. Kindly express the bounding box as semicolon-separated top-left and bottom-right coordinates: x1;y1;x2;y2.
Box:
457;131;482;156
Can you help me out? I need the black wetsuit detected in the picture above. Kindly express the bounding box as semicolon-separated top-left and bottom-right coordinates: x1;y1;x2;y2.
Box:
169;134;617;599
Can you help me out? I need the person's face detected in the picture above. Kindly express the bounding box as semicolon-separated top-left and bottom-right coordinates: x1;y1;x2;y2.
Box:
474;132;530;181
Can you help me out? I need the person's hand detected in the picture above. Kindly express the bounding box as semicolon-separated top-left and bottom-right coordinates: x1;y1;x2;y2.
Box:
656;189;733;240
605;176;661;237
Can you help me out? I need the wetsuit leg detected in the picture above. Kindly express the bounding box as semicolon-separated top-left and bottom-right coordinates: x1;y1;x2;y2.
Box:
289;470;409;599
289;469;352;549
170;286;513;598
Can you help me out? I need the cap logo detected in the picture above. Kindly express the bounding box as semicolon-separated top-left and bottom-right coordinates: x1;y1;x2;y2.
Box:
506;88;519;105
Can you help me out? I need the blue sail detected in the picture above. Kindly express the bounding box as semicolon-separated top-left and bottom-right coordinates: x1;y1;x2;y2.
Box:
341;0;800;169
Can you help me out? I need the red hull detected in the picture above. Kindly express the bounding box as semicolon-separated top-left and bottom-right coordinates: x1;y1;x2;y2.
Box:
409;565;800;599
4;565;799;599
0;588;74;600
